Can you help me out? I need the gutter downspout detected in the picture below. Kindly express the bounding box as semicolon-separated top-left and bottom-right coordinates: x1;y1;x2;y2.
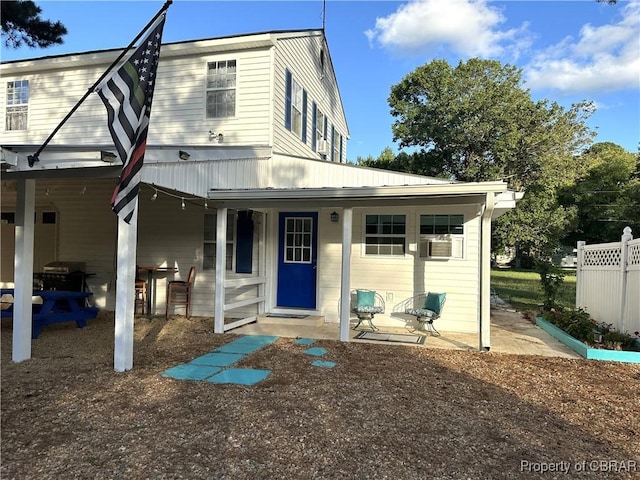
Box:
479;192;495;351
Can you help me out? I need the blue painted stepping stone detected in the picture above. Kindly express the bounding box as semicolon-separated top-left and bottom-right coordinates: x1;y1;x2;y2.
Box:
294;338;316;345
304;347;328;357
190;352;245;367
162;363;222;381
205;368;271;385
312;360;336;368
215;342;264;355
232;335;278;346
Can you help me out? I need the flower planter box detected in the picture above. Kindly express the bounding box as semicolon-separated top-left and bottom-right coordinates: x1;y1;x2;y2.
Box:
536;317;640;364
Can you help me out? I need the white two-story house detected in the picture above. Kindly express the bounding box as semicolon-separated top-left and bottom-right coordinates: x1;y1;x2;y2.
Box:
1;28;520;369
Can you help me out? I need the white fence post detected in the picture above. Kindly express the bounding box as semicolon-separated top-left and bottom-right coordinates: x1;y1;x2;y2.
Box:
576;240;586;309
619;227;633;332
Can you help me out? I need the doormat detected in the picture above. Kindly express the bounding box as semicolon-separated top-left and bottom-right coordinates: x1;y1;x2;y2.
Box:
355;331;426;345
266;314;309;319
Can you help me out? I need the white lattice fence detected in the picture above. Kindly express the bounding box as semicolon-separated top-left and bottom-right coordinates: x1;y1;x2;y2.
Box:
576;228;639;334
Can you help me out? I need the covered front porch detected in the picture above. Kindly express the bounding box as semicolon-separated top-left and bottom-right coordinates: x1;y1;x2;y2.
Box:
3;150;519;370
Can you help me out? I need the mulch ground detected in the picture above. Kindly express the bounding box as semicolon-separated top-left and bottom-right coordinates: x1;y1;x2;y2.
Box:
2;312;639;479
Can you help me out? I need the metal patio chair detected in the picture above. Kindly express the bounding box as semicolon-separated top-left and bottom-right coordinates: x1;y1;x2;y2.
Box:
396;292;446;336
351;289;385;331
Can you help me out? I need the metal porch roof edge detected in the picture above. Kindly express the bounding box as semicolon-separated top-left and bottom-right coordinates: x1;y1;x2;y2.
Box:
207;181;509;201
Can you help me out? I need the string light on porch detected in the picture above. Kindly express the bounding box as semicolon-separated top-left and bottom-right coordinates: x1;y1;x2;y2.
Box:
144;184;210;210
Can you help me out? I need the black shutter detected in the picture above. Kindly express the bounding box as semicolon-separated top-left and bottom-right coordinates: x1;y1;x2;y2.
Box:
284;69;292;130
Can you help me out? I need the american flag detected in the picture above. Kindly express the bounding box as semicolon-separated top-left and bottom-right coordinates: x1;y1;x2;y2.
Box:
96;13;166;223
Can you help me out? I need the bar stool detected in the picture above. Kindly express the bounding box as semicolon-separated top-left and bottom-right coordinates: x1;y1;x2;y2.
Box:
134;266;147;315
165;266;195;318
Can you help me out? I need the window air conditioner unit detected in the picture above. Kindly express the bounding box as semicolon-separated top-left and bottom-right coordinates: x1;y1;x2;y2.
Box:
317;139;328;155
427;239;452;258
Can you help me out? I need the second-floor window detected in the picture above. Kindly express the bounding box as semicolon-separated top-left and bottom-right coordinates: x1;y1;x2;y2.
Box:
6;80;29;130
206;60;236;118
285;69;307;142
311;103;327;154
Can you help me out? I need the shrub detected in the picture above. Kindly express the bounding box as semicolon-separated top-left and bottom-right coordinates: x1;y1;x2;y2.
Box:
535;259;565;310
543;308;640;351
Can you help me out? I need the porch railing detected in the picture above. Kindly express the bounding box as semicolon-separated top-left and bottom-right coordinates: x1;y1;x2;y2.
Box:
222;276;266;331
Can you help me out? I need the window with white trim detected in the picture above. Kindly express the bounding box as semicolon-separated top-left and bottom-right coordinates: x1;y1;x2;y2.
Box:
283;217;313;263
333;131;342;163
419;214;464;259
203;212;235;270
364;214;406;256
284;69;307;142
6;80;29;130
315;108;325;152
206;60;236;118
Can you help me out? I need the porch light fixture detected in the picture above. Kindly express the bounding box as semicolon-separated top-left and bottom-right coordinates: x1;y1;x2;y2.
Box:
179;150;191;161
100;150;117;163
330;211;339;223
209;131;224;143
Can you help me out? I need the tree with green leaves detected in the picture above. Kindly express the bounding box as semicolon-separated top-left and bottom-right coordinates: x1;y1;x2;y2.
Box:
559;142;639;244
1;0;67;49
386;58;595;262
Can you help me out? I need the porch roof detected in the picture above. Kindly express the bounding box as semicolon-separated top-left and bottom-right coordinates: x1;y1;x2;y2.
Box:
207;182;515;213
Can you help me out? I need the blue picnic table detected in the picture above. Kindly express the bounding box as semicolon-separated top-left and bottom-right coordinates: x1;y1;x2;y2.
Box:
0;289;99;339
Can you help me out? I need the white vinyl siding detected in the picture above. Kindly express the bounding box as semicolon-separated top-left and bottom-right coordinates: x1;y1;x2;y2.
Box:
0;46;272;146
316;205;481;333
273;33;348;161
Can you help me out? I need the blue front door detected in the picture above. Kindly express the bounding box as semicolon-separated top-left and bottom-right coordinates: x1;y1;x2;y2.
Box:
277;212;318;309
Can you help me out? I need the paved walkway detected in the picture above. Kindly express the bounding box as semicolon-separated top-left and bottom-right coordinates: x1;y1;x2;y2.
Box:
232;306;580;359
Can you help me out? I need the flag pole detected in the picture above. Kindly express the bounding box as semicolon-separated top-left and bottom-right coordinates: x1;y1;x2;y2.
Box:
27;0;173;168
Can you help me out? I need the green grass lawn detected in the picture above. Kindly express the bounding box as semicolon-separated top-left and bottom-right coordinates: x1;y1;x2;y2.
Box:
491;268;576;314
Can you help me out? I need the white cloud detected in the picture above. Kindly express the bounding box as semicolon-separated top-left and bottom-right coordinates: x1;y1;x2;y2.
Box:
524;0;640;94
364;0;529;58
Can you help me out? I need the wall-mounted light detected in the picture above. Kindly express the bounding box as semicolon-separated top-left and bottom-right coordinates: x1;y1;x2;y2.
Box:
100;150;117;163
179;150;191;161
330;211;339;223
209;131;224;143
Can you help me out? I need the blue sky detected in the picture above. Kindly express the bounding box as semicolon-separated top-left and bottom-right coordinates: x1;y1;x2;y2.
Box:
2;0;638;161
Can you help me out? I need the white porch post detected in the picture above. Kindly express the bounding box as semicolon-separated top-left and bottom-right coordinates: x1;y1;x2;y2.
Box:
257;211;266;315
113;203;138;372
12;178;36;362
214;207;227;333
339;207;352;342
479;193;494;351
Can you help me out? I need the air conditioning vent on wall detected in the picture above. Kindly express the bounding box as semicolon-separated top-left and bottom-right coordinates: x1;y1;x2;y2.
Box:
317;140;328;155
427;239;452;258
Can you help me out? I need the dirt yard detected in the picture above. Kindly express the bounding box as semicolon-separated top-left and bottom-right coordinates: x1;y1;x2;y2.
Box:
2;312;639;479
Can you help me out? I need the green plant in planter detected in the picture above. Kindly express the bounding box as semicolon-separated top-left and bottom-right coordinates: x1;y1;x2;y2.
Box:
542;307;595;343
603;330;640;351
